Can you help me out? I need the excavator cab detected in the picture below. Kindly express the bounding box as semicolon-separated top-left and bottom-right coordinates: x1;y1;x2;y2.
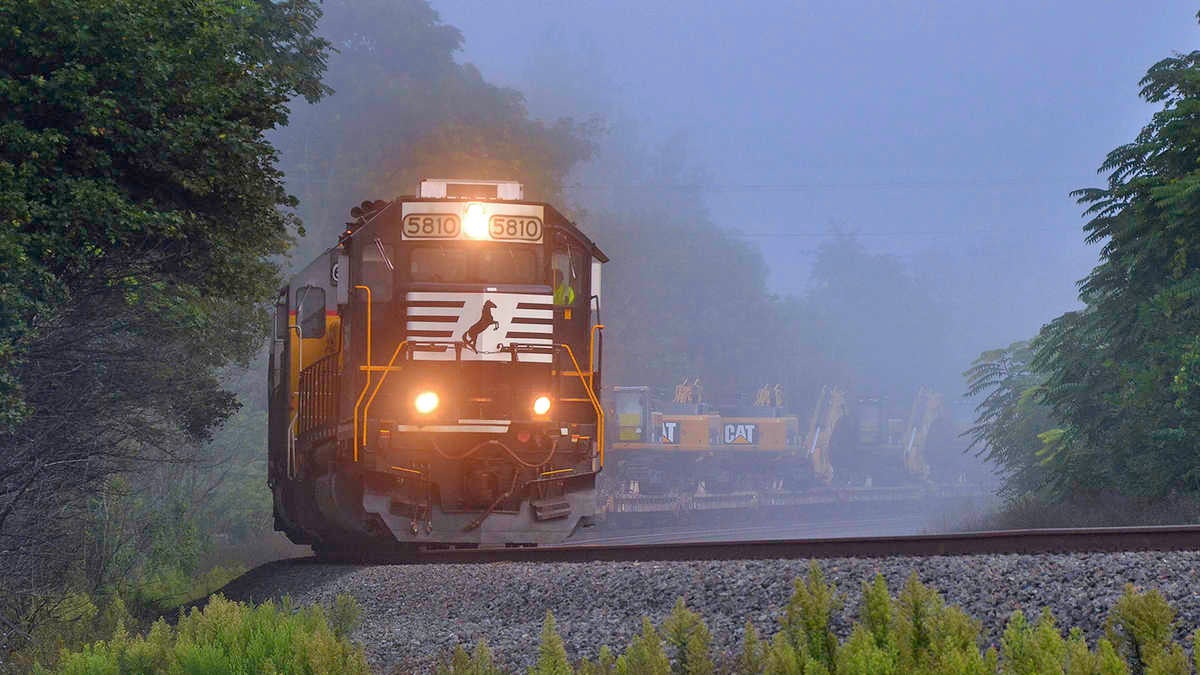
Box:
612;386;651;442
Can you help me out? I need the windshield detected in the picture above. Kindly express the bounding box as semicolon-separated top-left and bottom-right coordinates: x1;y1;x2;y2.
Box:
409;243;543;285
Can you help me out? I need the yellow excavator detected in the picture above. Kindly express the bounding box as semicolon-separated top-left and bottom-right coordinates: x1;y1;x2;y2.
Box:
601;382;948;514
805;386;941;486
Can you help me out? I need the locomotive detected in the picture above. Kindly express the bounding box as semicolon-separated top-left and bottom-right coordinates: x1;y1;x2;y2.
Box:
268;179;606;550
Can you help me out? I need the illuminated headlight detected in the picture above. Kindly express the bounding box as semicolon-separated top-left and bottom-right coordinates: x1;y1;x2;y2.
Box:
414;391;439;414
533;395;551;416
463;203;488;239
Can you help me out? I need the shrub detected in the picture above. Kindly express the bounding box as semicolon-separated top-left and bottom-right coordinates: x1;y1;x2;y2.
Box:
737;622;766;675
41;593;368;674
1106;583;1177;673
577;645;617;675
437;641;504;675
533;611;573;675
430;565;1200;675
615;617;670;675
781;561;841;668
661;599;713;675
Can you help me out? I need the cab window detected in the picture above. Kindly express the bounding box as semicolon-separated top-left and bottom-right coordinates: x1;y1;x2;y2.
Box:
411;247;467;283
552;240;583;306
296;286;325;338
478;246;540;285
410;244;542;285
362;242;395;301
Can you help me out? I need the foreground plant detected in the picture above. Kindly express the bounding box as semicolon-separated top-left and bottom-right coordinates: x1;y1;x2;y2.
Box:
438;563;1198;675
41;594;367;674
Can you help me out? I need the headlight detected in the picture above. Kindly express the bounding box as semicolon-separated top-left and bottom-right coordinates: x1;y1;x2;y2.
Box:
533;395;551;416
463;203;488;239
414;391;439;414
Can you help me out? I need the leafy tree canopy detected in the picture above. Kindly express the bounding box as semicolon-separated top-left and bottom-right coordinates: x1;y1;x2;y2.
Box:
969;15;1200;499
0;0;329;640
0;0;328;431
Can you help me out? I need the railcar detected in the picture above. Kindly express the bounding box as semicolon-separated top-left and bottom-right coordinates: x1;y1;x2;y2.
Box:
268;179;606;551
602;384;951;515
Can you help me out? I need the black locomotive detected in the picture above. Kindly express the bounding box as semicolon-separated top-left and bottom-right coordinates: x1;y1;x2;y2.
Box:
267;179;606;550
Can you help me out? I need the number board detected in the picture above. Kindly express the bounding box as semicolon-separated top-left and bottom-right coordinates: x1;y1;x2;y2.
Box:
403;214;461;239
489;215;543;242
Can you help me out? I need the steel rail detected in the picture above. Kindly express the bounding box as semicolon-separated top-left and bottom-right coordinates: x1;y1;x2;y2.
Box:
305;524;1200;565
406;525;1200;565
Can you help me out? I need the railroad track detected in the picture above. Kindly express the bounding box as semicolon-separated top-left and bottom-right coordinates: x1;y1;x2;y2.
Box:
313;524;1200;565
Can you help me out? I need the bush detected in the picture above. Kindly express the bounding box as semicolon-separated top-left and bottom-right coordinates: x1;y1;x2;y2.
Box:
434;568;1196;675
39;593;368;674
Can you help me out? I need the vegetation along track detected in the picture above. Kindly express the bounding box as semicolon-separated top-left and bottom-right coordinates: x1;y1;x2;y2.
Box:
222;526;1200;672
306;524;1200;565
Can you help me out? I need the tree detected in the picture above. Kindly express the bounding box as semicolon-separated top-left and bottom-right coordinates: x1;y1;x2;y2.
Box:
967;14;1200;501
805;233;950;402
962;342;1058;497
274;0;596;264
0;0;328;645
1030;17;1200;498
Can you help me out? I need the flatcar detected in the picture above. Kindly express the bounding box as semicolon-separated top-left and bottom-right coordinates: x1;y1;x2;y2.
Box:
267;179;606;550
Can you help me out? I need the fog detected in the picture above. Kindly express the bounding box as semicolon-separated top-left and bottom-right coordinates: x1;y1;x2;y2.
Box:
433;1;1195;408
273;1;1198;537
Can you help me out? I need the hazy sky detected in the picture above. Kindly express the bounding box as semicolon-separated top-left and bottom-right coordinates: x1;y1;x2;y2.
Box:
433;1;1197;356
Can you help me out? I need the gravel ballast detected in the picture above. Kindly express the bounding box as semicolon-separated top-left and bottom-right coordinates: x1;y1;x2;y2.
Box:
218;552;1200;672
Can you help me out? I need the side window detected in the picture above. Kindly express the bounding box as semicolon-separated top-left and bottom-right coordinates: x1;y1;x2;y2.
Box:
297;286;326;338
552;239;581;306
362;241;394;301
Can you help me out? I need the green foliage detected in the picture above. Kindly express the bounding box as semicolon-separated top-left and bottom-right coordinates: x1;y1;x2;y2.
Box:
889;572;992;674
438;641;505;675
328;593;362;641
1106;584;1177;673
427;566;1200;675
0;0;328;429
969;13;1200;500
861;574;893;650
615;618;670;675
661;599;713;675
737;622;766;675
577;646;617;675
43;594;369;674
533;611;573;675
963;15;1200;502
1000;609;1067;674
963;342;1060;497
0;0;329;646
781;561;842;668
836;625;896;675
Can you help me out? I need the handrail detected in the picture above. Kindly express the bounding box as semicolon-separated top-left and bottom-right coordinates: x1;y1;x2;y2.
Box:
588;323;605;389
351;285;372;461
558;343;605;469
356;340;409;461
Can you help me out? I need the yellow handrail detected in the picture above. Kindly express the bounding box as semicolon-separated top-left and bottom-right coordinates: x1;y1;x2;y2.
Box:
588;323;605;389
357;340;409;461
351;285;372;461
559;343;605;469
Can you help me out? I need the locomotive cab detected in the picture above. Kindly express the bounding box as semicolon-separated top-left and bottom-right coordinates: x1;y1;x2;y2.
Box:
268;179;606;550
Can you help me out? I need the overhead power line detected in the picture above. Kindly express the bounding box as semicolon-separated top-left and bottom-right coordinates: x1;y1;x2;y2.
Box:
563;177;1095;192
